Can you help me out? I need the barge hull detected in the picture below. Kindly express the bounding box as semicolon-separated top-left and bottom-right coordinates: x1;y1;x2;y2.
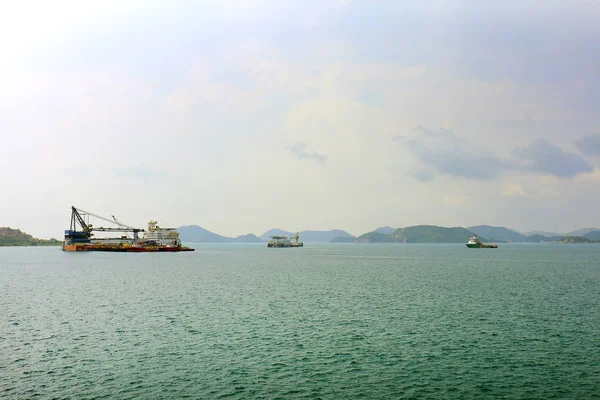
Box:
465;244;498;248
62;245;194;252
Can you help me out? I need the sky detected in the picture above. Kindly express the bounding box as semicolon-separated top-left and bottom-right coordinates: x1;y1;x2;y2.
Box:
1;0;600;239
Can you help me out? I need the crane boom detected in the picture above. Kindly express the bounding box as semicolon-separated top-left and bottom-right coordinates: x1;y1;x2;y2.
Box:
75;207;138;229
92;227;144;232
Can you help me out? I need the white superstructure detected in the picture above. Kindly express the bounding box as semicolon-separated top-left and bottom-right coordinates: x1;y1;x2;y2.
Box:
143;220;182;247
268;235;292;247
267;233;303;248
467;236;480;245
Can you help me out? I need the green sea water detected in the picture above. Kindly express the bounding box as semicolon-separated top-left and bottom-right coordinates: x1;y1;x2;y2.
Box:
1;243;599;399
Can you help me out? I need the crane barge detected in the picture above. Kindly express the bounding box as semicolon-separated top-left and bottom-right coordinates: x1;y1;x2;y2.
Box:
62;206;194;252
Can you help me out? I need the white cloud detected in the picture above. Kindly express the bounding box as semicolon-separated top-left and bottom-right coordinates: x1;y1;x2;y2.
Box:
286;142;329;163
501;184;528;197
443;195;466;204
573;169;600;184
165;62;266;115
2;2;600;238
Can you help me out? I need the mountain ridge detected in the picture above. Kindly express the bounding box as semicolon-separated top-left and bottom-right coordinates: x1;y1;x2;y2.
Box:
351;225;481;243
583;230;600;241
0;227;61;246
524;227;600;237
177;224;600;244
177;225;261;243
259;229;355;243
374;226;395;234
178;226;355;243
525;234;563;242
523;231;562;237
566;228;600;237
467;225;527;242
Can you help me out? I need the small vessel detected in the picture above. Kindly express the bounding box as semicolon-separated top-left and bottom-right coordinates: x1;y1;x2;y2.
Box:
62;206;194;252
466;236;498;249
267;232;303;248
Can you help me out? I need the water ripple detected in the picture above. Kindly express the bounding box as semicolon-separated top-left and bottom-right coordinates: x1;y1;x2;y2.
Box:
1;244;599;398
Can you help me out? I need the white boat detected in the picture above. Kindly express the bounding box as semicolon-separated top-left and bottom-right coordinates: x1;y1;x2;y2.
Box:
466;236;497;248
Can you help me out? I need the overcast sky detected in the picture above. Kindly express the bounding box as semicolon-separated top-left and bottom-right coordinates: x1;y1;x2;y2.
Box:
2;0;600;239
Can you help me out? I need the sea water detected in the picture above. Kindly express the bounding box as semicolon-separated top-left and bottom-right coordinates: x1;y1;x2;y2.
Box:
1;243;599;399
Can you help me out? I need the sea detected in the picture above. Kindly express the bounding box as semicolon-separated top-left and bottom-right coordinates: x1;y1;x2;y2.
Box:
1;243;599;399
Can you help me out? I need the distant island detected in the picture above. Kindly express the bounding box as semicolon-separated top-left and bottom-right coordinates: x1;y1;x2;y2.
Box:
525;234;564;242
467;225;526;242
557;236;600;244
152;224;600;245
177;225;262;243
374;226;395;235
334;225;480;243
525;228;600;237
259;229;354;243
0;227;61;246
331;225;600;244
3;223;599;247
177;226;355;243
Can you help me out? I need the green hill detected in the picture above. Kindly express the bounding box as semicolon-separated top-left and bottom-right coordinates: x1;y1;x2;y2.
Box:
565;228;600;237
374;226;395;234
0;227;61;246
394;225;480;243
352;225;481;243
557;236;599;244
354;231;396;243
468;225;526;242
330;236;355;243
526;234;562;242
583;231;600;241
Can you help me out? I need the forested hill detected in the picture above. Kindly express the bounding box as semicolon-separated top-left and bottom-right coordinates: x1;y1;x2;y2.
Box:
467;225;527;242
0;227;61;246
352;225;480;243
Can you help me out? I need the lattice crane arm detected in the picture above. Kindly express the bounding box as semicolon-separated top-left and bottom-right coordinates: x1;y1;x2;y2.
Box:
74;206;138;230
71;206;90;232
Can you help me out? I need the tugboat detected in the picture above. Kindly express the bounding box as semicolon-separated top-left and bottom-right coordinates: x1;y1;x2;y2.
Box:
267;232;303;248
466;236;498;248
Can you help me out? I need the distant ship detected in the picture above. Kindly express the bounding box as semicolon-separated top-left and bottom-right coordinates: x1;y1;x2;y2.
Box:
62;206;194;252
466;236;498;249
268;232;303;248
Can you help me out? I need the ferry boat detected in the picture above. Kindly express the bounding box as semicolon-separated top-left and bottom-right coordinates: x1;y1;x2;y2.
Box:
267;232;303;248
62;206;194;252
466;236;497;249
